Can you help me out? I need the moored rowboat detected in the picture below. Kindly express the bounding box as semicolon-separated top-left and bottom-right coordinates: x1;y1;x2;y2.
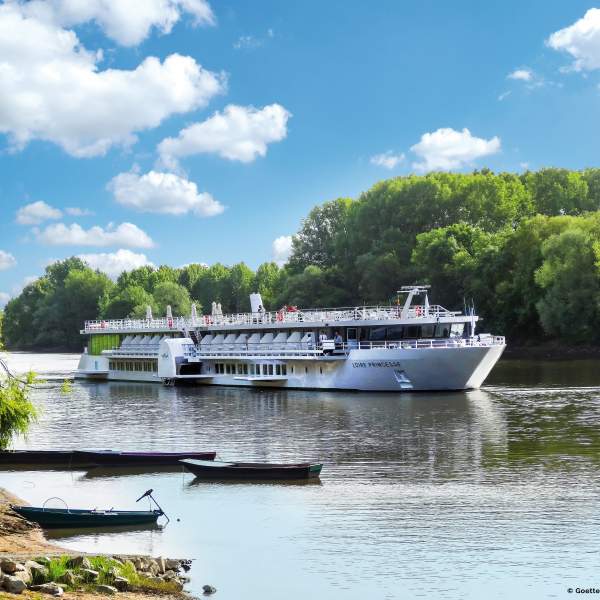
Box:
0;449;216;467
73;450;216;466
11;505;162;528
180;458;323;480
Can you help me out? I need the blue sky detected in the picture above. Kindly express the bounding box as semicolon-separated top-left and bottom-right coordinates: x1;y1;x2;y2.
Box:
1;0;600;304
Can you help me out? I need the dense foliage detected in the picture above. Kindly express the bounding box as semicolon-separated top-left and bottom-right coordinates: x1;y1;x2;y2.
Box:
1;258;285;350
3;167;600;350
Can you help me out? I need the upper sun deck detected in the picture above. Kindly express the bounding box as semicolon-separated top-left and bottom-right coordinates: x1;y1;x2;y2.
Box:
83;303;469;334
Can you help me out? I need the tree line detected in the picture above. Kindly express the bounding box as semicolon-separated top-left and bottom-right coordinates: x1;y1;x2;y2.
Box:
3;167;600;350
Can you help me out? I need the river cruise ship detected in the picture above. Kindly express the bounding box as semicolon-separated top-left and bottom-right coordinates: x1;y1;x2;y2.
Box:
75;285;506;392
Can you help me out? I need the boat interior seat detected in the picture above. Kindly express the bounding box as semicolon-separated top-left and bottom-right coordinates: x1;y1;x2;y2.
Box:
247;333;262;351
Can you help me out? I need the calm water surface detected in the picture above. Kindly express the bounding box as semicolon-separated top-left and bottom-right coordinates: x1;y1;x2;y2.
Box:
1;352;600;599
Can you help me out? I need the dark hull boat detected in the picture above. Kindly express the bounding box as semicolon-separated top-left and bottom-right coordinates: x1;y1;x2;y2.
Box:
181;458;323;480
73;450;216;466
11;506;162;528
0;449;216;468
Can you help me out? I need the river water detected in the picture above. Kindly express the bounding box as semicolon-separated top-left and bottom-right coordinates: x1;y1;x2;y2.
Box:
1;352;599;599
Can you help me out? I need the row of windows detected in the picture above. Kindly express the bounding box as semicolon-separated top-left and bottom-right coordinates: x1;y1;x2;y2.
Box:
109;360;157;372
369;323;465;342
213;363;289;376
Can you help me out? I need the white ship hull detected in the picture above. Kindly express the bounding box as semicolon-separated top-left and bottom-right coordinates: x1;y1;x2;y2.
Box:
76;343;505;392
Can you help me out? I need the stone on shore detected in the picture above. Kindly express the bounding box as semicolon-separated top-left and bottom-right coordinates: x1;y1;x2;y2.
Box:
58;570;79;586
24;560;49;581
29;582;64;596
80;568;99;582
3;574;27;594
67;556;92;570
156;556;166;573
96;584;118;595
113;576;129;591
1;559;21;574
165;558;182;572
202;584;217;595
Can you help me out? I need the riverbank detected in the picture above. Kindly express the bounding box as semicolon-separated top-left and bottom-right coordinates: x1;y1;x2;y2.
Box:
0;488;195;599
503;342;600;360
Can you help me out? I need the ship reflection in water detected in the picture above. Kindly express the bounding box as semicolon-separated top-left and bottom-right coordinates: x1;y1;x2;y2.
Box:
1;355;600;599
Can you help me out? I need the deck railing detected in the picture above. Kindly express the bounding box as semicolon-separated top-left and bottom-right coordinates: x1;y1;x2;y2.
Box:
192;336;506;358
84;304;461;333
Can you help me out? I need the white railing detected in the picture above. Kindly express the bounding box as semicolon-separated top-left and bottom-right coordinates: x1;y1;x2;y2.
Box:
193;336;506;358
84;304;460;333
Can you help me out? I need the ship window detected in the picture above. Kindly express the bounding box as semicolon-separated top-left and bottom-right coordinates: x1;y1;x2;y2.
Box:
135;362;142;371
451;323;465;338
249;364;255;375
305;367;308;374
243;364;248;374
369;327;387;341
434;325;448;338
226;364;231;374
262;364;268;375
282;365;287;375
404;325;420;339
420;324;435;339
268;364;274;375
386;325;404;340
319;367;323;375
276;364;281;375
153;361;157;372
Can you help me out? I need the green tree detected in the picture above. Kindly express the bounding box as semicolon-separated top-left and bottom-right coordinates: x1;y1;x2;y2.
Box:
535;226;600;342
153;281;192;316
253;262;284;309
101;285;157;319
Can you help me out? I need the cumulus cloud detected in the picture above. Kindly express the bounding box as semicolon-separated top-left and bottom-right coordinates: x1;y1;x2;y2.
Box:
508;68;533;81
0;292;10;307
108;170;224;217
370;151;405;169
272;235;293;266
410;127;501;172
36;222;154;248
0;3;225;157
78;249;154;279
158;104;290;168
0;251;17;271
16;0;215;47
547;8;600;71
16;201;62;225
65;207;94;216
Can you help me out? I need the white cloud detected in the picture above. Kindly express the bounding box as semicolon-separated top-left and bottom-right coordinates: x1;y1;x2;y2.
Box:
370;151;405;169
0;251;17;271
0;3;225;157
158;104;290;167
16;200;62;225
17;0;215;47
410;127;501;173
508;68;533;81
0;292;10;307
65;207;94;216
233;35;263;50
547;8;600;71
108;170;224;217
78;249;154;279
272;235;293;266
36;222;154;248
